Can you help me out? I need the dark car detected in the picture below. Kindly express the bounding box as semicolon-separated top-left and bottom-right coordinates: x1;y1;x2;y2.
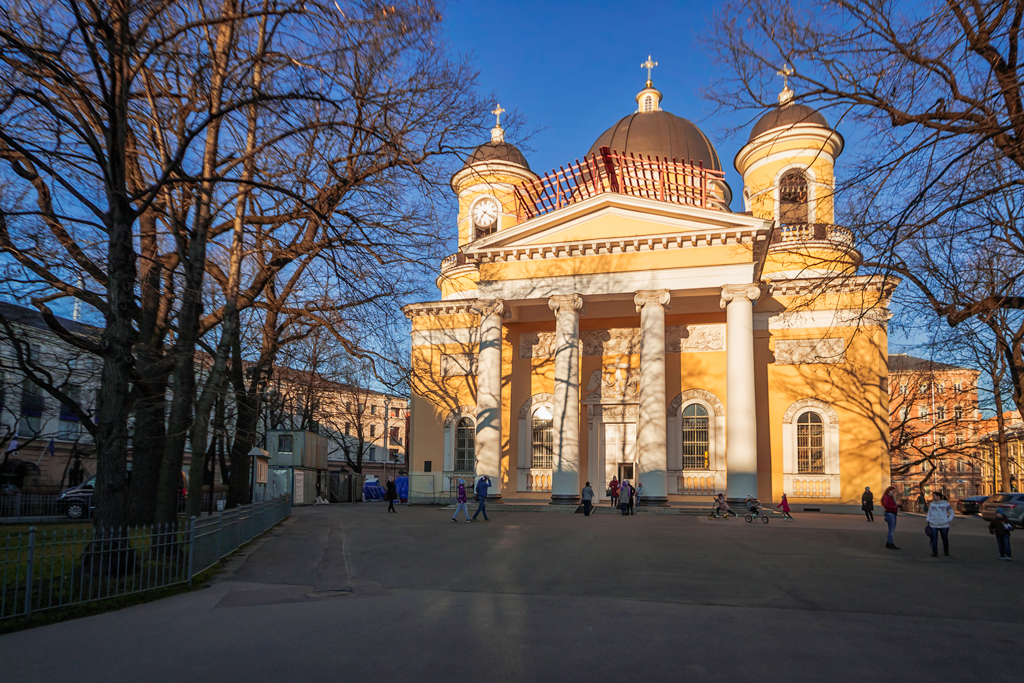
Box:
956;495;988;515
980;492;1024;528
59;476;95;519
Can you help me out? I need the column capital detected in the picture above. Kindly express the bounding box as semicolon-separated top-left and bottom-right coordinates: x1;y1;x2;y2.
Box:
719;284;762;309
472;298;510;319
634;289;671;313
548;294;585;318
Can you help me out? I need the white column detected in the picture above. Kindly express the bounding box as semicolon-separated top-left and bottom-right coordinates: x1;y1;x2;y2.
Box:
474;299;506;500
548;294;585;504
720;284;761;500
635;289;671;505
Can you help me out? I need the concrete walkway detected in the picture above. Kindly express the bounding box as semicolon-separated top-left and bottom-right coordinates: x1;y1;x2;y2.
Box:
0;504;1019;681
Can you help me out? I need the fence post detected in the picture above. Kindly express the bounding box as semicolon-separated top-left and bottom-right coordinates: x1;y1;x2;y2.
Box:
187;516;196;582
215;510;223;562
24;526;35;620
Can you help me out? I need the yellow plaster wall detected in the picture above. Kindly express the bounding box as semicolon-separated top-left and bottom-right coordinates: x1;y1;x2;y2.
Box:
741;150;836;224
528;213;711;244
437;269;480;299
481;245;753;282
762;247;857;276
455;171;531;246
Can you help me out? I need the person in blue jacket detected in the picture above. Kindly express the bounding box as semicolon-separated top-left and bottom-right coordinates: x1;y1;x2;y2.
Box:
473;475;492;521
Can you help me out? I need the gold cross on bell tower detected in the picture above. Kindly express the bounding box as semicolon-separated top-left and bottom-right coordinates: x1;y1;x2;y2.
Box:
491;104;505;128
641;55;658;85
777;65;794;91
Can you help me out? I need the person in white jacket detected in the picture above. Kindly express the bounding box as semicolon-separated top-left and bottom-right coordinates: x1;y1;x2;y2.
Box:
925;493;955;557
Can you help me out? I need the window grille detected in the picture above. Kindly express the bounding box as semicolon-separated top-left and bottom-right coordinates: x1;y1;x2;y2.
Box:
796;411;825;473
682;403;710;469
779;169;809;223
455;417;475;471
531;406;554;469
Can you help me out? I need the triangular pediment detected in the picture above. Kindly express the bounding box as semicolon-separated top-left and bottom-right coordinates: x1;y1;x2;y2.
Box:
465;193;770;254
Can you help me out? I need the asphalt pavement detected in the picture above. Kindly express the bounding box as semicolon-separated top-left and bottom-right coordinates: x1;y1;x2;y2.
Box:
0;503;1019;682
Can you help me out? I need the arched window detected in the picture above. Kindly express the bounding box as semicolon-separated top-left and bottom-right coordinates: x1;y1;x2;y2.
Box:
455;417;475;471
796;411;824;473
531;406;553;468
643;95;654;112
682;403;710;469
779;169;809;223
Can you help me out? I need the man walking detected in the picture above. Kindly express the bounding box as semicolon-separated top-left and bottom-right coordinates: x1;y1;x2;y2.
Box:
581;481;594;516
618;480;632;516
882;485;900;549
472;475;491;521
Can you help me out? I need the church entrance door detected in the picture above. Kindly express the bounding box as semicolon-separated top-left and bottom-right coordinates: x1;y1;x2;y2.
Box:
599;422;636;501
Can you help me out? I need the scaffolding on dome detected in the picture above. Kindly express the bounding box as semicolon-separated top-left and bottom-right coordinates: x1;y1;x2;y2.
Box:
513;146;726;221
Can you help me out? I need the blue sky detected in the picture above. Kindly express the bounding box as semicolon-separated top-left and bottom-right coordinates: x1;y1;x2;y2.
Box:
441;0;764;192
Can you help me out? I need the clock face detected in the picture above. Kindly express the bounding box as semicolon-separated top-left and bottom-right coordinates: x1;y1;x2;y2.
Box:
472;197;499;227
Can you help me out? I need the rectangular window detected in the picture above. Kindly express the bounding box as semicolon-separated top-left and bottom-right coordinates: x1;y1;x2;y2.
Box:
899;384;907;395
955;434;964;445
256;459;268;484
954;381;962;392
957;484;965;498
936;406;946;420
371;404;377;415
937;382;945;394
19;377;44;436
919;382;928;393
369;447;376;461
938;435;947;447
954;406;963;420
344;422;351;436
918;405;928;419
424;460;432;473
370;425;376;438
277;434;293;453
939;459;948;472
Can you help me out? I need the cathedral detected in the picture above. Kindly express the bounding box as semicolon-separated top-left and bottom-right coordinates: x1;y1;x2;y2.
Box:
404;65;894;509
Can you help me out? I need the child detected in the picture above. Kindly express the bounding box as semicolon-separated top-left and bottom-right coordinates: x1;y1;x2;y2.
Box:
777;493;793;521
451;480;471;523
990;507;1013;560
713;493;733;518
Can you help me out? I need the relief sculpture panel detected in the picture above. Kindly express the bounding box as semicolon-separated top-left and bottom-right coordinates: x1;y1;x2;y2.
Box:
774;338;846;365
666;324;725;353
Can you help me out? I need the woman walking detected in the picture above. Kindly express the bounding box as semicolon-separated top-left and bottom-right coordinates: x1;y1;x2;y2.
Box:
635;482;644;510
609;476;620;508
451;480;471;523
882;485;900;550
777;493;793;521
581;482;595;516
990;508;1013;560
627;482;636;515
385;476;398;513
861;487;874;522
925;492;954;557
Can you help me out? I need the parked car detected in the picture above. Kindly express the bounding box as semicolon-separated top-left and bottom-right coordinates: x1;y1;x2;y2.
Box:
980;492;1024;527
59;476;95;518
956;495;989;515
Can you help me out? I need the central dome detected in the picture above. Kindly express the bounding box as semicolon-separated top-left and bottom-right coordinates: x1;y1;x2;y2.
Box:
587;111;723;172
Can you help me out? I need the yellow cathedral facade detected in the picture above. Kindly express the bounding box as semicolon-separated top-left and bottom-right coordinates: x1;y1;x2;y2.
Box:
404;69;894;509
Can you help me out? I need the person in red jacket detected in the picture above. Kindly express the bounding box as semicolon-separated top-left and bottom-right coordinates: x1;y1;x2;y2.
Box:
777;493;793;521
609;476;620;508
881;485;900;550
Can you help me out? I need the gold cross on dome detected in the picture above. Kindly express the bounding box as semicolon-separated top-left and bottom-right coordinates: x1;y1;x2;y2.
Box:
491;104;505;127
641;55;658;83
777;64;794;90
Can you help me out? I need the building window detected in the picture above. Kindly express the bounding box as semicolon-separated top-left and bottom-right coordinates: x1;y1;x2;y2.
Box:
955;434;964;445
954;406;963;420
344;422;351;436
369;447;376;461
424;460;432;473
899;384;907;395
936;406;946;420
954;381;962;391
682;403;710;469
919;382;928;393
939;459;948;472
956;459;967;473
18;378;44;436
796;411;825;473
370;425;376;438
256;459;268;484
900;406;910;421
938;435;947;447
58;385;81;440
643;95;654;112
779;169;809;223
919;405;928;419
277;434;293;453
957;484;965;498
937;382;945;394
531;406;554;469
371;404;377;415
455;418;475;471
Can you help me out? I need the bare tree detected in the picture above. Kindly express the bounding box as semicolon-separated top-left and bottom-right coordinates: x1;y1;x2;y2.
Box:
706;0;1024;423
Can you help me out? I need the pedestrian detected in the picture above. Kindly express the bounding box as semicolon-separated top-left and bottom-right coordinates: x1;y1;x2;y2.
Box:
581;481;594;516
609;476;620;508
861;486;874;522
472;475;491;521
990;507;1013;560
627;482;636;515
777;493;793;521
635;481;644;509
451;479;471;523
882;485;900;550
618;480;631;516
925;492;954;557
385;476;398;513
916;491;927;513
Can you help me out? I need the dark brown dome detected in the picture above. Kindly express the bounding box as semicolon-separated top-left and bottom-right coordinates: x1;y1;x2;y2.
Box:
462;141;530;171
587;111;723;171
749;103;829;142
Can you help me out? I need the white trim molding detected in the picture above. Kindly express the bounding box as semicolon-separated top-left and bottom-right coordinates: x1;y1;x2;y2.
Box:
781;398;840;499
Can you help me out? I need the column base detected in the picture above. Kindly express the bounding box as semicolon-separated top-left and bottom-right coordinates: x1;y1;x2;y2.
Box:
549;494;580;505
639;496;669;507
